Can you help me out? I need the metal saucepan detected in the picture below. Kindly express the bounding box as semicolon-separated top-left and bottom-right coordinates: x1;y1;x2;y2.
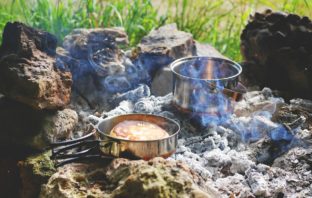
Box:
51;114;180;166
170;56;246;115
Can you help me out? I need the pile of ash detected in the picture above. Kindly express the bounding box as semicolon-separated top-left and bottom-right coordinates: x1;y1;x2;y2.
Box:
87;85;312;197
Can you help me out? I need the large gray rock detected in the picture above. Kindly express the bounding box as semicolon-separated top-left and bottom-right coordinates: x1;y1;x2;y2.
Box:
151;66;173;96
63;27;128;60
195;42;225;58
0;22;72;110
137;23;195;59
60;27;150;107
40;158;219;198
134;23;196;75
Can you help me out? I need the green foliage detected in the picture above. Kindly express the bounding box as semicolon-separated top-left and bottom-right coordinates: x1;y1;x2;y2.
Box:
0;0;311;60
165;0;311;60
100;0;161;45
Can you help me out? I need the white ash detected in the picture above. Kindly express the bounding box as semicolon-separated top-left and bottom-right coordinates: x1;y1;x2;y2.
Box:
109;84;151;105
212;173;254;198
272;147;312;197
133;94;172;114
91;86;312;197
102;100;134;118
246;164;287;197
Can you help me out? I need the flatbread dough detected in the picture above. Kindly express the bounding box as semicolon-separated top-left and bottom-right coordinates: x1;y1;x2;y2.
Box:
110;120;169;141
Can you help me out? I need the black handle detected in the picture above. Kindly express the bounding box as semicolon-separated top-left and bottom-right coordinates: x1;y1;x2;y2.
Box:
51;141;100;159
50;130;118;167
54;154;113;167
50;130;96;147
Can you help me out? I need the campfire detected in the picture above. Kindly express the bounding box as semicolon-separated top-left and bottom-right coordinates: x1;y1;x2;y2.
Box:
0;9;311;198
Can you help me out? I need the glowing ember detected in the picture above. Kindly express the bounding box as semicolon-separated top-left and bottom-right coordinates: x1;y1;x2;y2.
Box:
110;120;169;140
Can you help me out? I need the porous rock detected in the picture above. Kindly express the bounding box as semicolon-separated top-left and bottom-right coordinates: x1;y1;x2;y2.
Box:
0;22;72;110
40;158;219;198
240;9;312;99
0;97;78;149
35;108;78;147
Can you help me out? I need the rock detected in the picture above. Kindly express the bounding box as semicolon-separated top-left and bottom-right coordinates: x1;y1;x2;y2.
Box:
240;10;312;99
60;27;149;106
151;42;224;96
40;158;219;198
61;27;129;82
0;97;78;150
134;23;196;75
63;27;128;60
18;151;55;198
0;22;72;110
0;22;57;57
151;66;173;96
195;42;225;58
35;108;78;147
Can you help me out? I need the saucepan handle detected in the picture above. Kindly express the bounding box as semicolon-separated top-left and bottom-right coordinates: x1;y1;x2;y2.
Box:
223;82;247;101
50;130;96;147
50;138;117;167
88;115;105;129
54;154;113;167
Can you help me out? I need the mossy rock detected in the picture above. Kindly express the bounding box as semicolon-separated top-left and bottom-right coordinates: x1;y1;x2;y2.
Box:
40;158;219;198
18;151;56;198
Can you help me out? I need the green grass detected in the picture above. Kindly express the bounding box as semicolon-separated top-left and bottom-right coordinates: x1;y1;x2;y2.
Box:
0;0;311;61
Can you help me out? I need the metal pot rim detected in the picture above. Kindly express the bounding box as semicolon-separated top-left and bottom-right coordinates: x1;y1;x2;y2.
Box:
170;56;242;81
96;113;180;143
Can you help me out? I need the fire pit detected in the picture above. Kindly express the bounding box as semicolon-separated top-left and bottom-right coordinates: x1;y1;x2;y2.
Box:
1;20;311;198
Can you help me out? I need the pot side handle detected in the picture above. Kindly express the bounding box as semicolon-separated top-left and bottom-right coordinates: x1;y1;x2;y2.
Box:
88;115;105;128
223;82;247;101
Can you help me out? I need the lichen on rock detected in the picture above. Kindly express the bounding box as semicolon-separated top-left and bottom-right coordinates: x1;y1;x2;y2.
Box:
18;151;56;198
40;158;219;198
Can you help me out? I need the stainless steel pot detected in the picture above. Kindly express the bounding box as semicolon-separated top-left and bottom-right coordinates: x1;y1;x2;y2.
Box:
170;56;246;115
51;114;180;166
